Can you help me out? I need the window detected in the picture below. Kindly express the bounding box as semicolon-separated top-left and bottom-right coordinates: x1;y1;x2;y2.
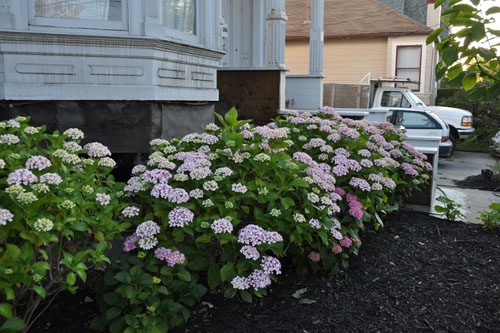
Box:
30;0;127;30
162;0;196;35
380;91;411;108
395;46;421;91
393;111;440;129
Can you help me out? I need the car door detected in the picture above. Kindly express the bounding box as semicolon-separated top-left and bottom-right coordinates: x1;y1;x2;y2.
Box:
388;109;443;139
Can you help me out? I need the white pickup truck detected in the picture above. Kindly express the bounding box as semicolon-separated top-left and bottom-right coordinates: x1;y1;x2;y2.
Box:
335;79;475;151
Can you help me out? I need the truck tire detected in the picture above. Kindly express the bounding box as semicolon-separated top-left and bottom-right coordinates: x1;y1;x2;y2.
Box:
449;130;457;156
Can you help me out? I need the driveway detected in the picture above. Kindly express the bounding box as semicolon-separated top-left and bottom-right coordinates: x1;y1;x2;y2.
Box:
434;151;499;223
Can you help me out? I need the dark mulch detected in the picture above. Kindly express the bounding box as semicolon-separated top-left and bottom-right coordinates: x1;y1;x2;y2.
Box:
455;169;500;190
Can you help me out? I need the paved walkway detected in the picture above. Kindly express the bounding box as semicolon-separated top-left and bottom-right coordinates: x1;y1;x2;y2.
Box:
433;151;499;224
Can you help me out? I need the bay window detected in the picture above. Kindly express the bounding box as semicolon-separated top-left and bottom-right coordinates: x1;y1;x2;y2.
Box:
30;0;127;30
162;0;196;35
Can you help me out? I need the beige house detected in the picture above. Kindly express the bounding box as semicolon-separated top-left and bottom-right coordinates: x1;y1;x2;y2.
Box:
285;0;440;106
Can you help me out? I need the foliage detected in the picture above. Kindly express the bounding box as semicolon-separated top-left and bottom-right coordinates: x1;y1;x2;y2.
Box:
95;107;432;332
434;195;466;221
0;117;128;332
427;0;500;100
91;252;206;333
477;202;500;229
436;85;500;149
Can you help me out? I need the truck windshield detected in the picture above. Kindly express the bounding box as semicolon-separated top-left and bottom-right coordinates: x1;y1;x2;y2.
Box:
406;91;427;107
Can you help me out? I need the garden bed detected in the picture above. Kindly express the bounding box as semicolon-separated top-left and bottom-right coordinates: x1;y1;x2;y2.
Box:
32;210;500;332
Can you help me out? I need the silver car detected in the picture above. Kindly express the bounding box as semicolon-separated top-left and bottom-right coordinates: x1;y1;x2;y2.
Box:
385;108;454;158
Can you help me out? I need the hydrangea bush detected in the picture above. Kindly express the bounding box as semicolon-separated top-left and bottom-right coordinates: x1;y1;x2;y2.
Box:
95;108;432;332
0;117;128;332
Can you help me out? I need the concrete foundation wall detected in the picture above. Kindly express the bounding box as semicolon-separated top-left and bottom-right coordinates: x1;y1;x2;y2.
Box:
0;100;214;154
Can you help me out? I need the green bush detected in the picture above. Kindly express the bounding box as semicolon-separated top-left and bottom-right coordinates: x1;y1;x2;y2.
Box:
0;117;128;332
437;86;500;151
95;107;433;332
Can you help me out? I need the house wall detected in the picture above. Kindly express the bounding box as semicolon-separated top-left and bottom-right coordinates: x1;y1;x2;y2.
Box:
286;35;436;106
323;39;387;84
286;38;388;84
285;40;310;74
0;0;225;163
387;35;433;104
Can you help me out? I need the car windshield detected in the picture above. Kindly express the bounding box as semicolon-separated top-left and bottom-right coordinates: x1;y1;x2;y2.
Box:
406;91;427;107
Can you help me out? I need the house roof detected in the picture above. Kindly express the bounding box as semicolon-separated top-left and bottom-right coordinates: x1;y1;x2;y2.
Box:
286;0;433;40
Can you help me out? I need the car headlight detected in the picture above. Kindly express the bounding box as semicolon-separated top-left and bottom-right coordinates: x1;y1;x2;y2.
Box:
461;116;473;126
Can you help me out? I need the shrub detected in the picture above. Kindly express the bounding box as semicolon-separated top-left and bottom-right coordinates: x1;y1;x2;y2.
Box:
95;108;432;332
437;86;500;150
478;203;500;230
0;117;128;332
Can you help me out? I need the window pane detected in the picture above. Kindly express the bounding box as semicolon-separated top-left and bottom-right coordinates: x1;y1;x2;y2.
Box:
396;46;421;90
163;0;195;34
35;0;122;21
396;68;419;84
397;47;420;67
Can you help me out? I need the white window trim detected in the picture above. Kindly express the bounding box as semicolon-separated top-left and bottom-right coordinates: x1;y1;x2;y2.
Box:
390;39;427;94
28;0;129;31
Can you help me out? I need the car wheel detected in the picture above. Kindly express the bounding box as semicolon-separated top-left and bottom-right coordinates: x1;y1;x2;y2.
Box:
449;131;457;156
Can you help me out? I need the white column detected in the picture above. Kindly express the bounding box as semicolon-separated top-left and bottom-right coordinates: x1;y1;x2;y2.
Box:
265;0;287;68
252;0;265;67
309;0;324;75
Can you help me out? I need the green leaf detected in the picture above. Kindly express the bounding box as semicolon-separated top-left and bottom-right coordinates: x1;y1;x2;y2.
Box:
489;203;500;210
299;298;317;305
5;244;21;260
434;205;445;213
281;197;295;210
0;304;13;319
207;263;220;289
220;263;236;282
124;285;136;300
4;288;15;301
225;107;239;126
289;178;310;188
177;269;191;282
224;287;236;298
66;272;76;286
292;288;308;299
486;6;500;15
435;0;447;7
195;233;212;244
71;222;88;231
470;22;486;42
426;27;445;44
239;290;252;303
215;112;227;127
103;292;121;306
442;44;459;66
32;285;47;299
0;317;25;332
462;72;477;90
106;307;122;321
173;228;185;243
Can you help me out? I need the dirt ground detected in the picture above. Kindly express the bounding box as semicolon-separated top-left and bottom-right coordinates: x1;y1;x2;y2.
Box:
30;203;500;332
